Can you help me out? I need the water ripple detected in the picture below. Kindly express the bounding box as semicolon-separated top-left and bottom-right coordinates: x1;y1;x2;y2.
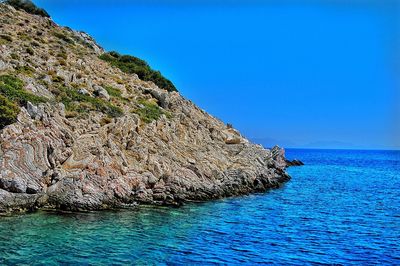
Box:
0;149;399;264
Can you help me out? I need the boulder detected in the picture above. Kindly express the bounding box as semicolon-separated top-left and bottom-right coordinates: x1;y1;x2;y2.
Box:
78;88;89;95
93;85;110;100
0;59;9;71
0;178;27;193
145;88;169;108
223;128;243;144
26;102;44;120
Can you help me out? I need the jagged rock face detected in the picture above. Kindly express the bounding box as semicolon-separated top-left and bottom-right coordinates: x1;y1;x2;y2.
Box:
0;4;291;212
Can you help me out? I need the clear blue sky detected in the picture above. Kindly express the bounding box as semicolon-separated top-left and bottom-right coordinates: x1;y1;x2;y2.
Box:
35;0;400;149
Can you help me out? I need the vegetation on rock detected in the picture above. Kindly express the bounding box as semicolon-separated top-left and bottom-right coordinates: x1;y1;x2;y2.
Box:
52;86;123;118
4;0;50;18
26;47;34;55
0;75;46;105
15;65;35;76
99;52;177;92
0;34;13;45
0;75;47;129
103;85;123;99
0;94;20;129
53;31;74;44
133;99;171;123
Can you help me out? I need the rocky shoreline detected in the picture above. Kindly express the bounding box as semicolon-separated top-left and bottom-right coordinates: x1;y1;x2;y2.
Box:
0;3;302;213
0;102;298;213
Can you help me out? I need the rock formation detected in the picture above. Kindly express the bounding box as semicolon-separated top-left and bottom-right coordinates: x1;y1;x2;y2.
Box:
0;3;298;213
285;159;305;167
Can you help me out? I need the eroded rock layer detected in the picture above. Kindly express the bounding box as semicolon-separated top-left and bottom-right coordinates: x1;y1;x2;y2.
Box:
0;3;291;212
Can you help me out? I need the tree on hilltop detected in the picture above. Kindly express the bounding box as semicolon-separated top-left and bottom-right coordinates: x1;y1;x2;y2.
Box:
3;0;50;18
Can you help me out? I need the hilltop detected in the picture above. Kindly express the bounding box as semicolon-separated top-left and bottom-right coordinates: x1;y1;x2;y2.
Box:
0;1;292;212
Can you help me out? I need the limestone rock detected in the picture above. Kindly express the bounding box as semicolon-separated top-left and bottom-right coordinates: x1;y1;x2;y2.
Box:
78;88;89;95
223;128;243;144
0;59;10;71
145;87;170;108
93;85;110;100
72;30;104;55
0;3;295;213
26;102;44;120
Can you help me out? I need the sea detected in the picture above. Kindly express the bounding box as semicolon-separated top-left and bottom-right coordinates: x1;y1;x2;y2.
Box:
0;149;399;265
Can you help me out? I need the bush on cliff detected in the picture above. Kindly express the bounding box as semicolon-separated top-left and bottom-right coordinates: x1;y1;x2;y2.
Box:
53;86;124;118
53;31;74;44
0;94;20;129
99;52;177;92
103;85;122;98
0;75;47;129
0;34;13;45
4;0;50;18
0;75;46;105
133;99;171;123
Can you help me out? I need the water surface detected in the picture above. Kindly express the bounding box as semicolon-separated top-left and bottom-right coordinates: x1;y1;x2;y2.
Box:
0;149;399;264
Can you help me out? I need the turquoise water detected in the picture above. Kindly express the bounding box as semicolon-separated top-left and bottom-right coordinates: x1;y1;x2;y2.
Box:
0;149;399;265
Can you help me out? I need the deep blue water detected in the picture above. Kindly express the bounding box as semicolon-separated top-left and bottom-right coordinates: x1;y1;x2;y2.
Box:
0;149;399;265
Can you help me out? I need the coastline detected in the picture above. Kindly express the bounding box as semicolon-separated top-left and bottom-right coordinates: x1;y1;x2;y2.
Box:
0;3;299;214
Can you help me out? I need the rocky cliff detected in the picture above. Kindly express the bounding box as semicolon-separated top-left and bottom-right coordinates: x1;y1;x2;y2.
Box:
0;3;293;213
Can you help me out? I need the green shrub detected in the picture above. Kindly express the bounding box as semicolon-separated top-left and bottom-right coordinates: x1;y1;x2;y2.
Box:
99;51;177;92
53;86;123;118
0;75;47;105
100;116;112;126
58;59;67;66
31;41;40;47
52;75;64;83
0;94;20;129
53;31;74;44
26;47;34;55
15;65;35;76
57;51;67;60
17;32;31;41
0;75;47;129
103;85;129;103
10;53;19;60
0;75;24;89
0;34;13;44
133;99;171;123
103;85;122;98
5;0;50;18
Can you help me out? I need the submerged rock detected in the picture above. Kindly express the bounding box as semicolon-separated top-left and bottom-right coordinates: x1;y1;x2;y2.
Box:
286;159;305;167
